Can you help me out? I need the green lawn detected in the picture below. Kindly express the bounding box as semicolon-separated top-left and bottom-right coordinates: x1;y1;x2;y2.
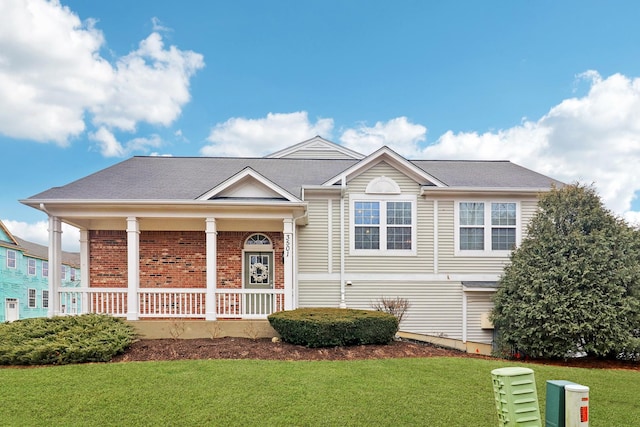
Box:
1;357;637;426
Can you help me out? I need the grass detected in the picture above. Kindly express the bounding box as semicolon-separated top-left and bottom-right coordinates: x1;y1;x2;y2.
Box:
1;357;638;426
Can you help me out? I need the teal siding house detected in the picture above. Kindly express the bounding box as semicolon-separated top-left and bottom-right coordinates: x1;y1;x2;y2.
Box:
0;220;80;322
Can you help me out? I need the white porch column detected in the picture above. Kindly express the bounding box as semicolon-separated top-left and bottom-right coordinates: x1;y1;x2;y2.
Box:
47;216;62;317
126;217;140;320
283;218;294;310
205;218;217;320
80;230;89;314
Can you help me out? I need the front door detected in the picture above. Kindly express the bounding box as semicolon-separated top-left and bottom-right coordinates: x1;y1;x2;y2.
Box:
244;252;273;315
5;298;19;322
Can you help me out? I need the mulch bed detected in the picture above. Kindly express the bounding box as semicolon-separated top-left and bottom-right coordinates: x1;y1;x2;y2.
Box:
111;338;640;370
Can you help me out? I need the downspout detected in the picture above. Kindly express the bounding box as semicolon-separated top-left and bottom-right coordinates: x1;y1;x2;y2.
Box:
339;177;347;308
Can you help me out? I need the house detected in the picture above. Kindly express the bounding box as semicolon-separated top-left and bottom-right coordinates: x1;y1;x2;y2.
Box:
0;220;81;322
20;136;561;353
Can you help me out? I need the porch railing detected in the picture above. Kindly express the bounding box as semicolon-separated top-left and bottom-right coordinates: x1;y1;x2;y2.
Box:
58;287;285;319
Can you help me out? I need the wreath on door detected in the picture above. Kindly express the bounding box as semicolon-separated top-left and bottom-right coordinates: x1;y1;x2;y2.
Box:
250;262;269;283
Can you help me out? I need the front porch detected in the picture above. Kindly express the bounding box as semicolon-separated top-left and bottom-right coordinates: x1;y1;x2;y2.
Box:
58;287;286;320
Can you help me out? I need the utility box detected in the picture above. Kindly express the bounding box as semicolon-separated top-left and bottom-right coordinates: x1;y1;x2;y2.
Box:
491;367;542;426
545;380;576;427
565;384;589;427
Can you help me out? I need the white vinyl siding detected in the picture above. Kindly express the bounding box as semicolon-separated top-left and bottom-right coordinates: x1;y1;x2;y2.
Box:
465;293;495;344
297;280;342;307
344;281;463;339
298;199;330;273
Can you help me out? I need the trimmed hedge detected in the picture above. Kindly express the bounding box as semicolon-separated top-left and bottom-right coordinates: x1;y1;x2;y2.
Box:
0;314;136;365
268;308;398;348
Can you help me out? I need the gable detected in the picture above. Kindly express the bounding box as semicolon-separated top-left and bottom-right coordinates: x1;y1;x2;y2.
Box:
0;220;18;246
266;136;365;160
197;167;300;202
324;146;446;188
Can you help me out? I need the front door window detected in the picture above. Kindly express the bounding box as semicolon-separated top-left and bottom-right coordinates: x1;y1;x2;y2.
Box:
245;253;273;289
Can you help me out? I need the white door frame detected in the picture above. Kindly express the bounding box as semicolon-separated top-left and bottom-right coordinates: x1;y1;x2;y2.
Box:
5;298;19;322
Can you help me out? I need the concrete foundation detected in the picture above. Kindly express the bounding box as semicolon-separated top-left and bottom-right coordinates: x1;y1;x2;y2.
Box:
129;320;279;340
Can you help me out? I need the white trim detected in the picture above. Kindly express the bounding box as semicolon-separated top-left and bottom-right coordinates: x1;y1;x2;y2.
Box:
126;217;140;320
6;249;16;269
205;218;217;320
349;194;417;256
28;288;37;308
454;200;521;257
27;258;36;276
433;200;439;275
298;272;501;282
265;136;365;159
462;292;468;343
323;146;447;187
198;167;301;202
5;298;19;322
48;216;62;317
327;199;333;274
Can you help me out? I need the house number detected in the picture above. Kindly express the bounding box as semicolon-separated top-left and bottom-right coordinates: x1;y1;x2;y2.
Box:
285;234;291;257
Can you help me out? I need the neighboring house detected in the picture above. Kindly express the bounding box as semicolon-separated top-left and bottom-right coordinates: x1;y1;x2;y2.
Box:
20;136;561;352
0;220;81;322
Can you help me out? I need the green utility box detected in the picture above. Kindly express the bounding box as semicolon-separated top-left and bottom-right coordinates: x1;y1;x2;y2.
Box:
546;380;576;427
491;367;542;427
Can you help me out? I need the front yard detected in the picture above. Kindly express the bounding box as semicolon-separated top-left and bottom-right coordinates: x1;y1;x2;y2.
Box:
1;357;638;426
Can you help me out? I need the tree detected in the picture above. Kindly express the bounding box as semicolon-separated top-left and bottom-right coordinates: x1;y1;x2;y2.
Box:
491;183;640;359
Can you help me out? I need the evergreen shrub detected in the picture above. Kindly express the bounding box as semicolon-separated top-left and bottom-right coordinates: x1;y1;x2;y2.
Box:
268;308;398;348
0;314;136;365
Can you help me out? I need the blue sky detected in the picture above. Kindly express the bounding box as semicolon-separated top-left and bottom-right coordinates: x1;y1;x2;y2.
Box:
3;0;640;250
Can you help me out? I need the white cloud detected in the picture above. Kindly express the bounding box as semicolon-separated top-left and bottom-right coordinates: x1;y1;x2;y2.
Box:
0;0;203;150
202;112;334;156
423;71;640;218
3;219;80;252
339;117;427;158
91;32;204;131
90;127;163;157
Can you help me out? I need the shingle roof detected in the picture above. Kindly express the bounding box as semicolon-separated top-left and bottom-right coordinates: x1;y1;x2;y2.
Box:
412;160;560;188
14;236;80;267
25;155;560;202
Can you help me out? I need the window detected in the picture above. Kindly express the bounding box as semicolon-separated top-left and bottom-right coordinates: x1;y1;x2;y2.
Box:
42;290;49;308
42;261;49;278
28;258;36;276
28;288;37;308
7;250;16;268
61;265;67;280
457;201;518;254
351;196;416;255
70;267;76;282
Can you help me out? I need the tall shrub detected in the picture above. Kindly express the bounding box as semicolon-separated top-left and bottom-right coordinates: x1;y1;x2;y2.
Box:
492;184;640;359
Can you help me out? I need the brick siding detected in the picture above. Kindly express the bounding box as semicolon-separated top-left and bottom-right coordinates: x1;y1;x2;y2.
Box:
89;230;284;289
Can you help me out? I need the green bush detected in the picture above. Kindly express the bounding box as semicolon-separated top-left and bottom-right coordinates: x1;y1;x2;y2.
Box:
0;314;136;365
268;308;398;348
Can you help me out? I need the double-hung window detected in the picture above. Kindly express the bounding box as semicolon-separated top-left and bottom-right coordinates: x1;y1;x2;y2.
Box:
28;288;37;308
42;290;49;309
42;261;49;278
28;258;36;276
352;196;416;255
7;250;16;269
457;201;518;255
